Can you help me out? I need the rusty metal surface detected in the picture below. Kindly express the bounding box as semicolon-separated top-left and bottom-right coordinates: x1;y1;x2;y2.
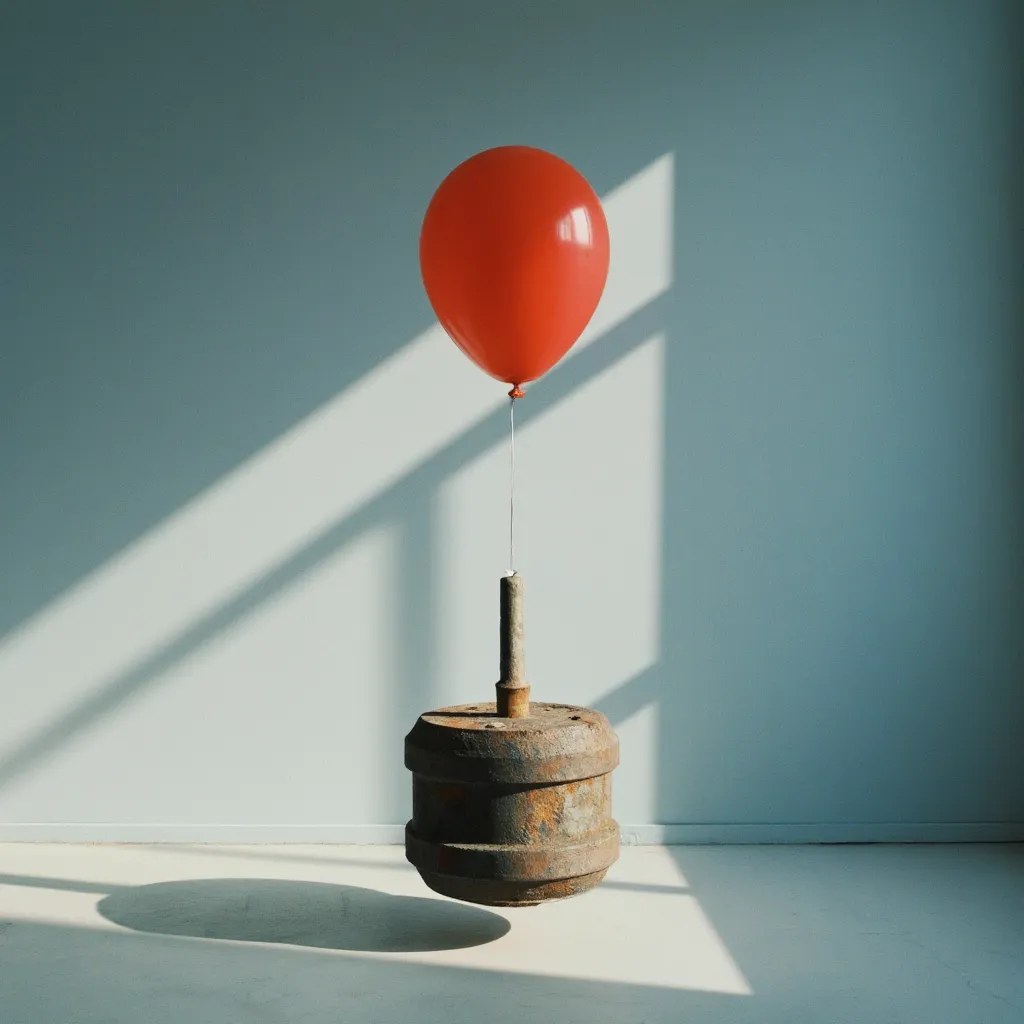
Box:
411;774;611;846
406;824;620;881
405;702;619;784
414;868;612;908
405;701;619;906
497;574;530;717
495;680;530;718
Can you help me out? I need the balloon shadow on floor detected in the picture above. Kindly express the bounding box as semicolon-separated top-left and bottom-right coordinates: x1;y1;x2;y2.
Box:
97;878;510;953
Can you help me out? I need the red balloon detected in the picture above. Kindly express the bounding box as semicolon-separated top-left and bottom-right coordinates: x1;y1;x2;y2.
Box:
420;146;610;393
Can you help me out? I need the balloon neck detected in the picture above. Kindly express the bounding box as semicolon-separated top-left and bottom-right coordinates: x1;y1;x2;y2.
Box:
508;385;525;399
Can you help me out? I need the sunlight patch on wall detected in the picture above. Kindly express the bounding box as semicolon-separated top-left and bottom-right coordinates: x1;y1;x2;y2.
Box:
0;325;485;761
0;526;398;824
0;152;674;826
574;153;674;352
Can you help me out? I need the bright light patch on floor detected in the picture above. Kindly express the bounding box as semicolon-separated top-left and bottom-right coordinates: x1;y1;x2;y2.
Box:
0;843;751;997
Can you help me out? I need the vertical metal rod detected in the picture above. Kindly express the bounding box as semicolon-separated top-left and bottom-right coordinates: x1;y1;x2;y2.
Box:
496;573;530;717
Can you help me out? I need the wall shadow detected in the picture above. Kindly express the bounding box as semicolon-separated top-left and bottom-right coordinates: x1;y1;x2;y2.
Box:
0;296;664;809
0;1;670;638
648;0;1024;827
2;0;1023;833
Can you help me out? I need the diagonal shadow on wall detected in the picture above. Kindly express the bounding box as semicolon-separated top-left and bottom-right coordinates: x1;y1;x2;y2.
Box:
0;294;668;800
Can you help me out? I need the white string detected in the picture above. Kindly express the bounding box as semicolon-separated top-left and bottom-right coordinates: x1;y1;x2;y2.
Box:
508;395;516;576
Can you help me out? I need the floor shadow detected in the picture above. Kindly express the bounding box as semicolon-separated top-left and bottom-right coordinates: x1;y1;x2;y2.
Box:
97;878;509;953
665;842;1024;1021
0;916;726;1024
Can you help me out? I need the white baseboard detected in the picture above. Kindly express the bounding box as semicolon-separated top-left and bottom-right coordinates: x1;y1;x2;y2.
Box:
0;824;407;844
617;822;1024;844
0;822;1021;844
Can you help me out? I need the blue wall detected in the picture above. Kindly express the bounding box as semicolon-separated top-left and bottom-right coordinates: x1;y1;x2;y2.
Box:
1;0;1021;837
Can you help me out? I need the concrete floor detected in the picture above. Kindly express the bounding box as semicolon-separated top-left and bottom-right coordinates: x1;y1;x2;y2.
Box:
0;843;1021;1023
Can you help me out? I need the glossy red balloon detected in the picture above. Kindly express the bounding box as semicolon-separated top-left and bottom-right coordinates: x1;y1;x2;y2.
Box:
420;146;610;390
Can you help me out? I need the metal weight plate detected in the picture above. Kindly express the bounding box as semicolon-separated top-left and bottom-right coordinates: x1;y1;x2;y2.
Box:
405;702;619;907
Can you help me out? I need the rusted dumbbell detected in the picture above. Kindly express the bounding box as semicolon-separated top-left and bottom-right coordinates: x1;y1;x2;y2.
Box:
404;574;620;906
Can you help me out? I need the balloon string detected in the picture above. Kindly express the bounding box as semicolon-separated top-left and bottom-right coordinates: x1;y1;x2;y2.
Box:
509;395;516;576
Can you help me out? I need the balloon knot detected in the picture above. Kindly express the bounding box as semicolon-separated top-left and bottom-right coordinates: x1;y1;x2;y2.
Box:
509;385;525;399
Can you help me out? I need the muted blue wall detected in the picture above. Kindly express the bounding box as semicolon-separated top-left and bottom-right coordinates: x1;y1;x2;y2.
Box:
1;0;1021;835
